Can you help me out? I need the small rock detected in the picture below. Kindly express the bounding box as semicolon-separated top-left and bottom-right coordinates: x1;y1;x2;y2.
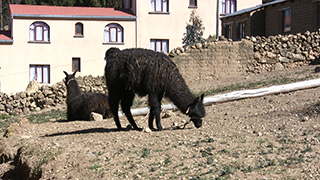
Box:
143;127;152;133
26;81;40;94
90;112;103;121
274;63;284;71
302;116;309;122
195;43;202;49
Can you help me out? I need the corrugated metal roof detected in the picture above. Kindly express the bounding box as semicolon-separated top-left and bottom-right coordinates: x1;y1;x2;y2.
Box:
9;4;135;20
221;0;287;19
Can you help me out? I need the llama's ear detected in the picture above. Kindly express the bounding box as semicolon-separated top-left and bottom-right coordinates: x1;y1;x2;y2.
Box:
72;70;77;76
200;94;204;102
63;71;68;76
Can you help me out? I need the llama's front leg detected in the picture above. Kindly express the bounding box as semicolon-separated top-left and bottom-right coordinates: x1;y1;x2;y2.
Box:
148;94;162;131
148;109;156;131
121;93;142;131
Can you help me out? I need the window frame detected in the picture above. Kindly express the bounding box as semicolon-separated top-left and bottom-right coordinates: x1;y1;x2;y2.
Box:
29;22;50;43
150;0;169;13
29;64;50;84
282;8;291;33
74;22;84;37
221;0;236;14
72;58;81;72
150;39;169;53
104;23;124;44
237;21;245;40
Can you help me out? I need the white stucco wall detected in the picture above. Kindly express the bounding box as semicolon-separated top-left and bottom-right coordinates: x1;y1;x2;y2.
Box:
0;18;136;93
135;0;217;51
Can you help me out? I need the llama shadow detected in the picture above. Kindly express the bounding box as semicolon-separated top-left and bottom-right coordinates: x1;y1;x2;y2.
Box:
42;127;128;137
42;125;193;137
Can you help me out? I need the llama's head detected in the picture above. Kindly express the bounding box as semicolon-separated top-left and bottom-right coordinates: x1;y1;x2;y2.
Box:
187;94;205;128
63;70;77;86
105;47;121;61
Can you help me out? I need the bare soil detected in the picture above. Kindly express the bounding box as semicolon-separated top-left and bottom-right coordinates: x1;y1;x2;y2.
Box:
1;65;320;180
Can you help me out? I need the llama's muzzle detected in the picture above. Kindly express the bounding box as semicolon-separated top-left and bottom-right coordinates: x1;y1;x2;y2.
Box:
191;118;202;128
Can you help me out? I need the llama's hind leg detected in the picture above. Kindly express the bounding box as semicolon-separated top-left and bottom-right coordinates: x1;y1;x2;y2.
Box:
109;94;123;130
148;110;155;131
148;94;162;131
121;92;142;131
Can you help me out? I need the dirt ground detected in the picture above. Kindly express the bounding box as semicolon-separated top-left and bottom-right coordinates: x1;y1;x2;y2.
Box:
1;65;320;179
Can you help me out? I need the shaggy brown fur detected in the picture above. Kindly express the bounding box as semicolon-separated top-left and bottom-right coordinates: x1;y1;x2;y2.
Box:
105;48;205;131
64;71;113;121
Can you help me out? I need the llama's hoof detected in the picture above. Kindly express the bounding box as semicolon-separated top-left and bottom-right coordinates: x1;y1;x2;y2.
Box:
118;126;131;131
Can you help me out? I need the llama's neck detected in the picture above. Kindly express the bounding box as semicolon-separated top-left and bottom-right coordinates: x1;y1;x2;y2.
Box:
165;79;195;114
66;79;81;104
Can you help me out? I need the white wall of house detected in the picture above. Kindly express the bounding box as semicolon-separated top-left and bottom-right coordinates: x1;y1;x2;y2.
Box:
0;18;136;94
135;0;217;51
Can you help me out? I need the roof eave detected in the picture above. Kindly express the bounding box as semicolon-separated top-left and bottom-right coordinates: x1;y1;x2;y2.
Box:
220;0;288;19
11;14;136;21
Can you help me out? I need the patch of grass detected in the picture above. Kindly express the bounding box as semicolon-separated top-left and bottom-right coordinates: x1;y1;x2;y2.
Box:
88;164;102;171
0;118;17;133
33;150;61;176
164;156;172;166
241;165;253;173
141;148;151;158
0;114;11;119
220;166;235;177
301;146;312;154
258;138;268;145
27;108;66;124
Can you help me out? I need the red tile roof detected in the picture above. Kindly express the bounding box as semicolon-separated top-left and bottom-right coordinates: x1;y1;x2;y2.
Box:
9;4;135;18
0;31;12;41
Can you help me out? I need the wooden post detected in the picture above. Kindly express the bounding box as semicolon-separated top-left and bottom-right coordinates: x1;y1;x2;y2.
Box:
0;0;3;30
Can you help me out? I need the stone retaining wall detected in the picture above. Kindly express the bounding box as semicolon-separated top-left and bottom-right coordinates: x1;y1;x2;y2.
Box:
170;30;320;85
0;76;107;115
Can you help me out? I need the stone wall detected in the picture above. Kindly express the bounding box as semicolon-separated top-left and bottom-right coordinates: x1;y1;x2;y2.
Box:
248;30;320;73
1;30;319;115
170;38;254;85
0;76;107;115
170;29;320;83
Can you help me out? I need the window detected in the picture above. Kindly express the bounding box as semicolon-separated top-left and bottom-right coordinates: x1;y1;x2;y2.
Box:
189;0;197;7
75;23;84;36
72;58;81;72
224;24;232;39
237;22;245;40
29;22;50;42
282;8;291;32
150;39;169;53
150;0;168;13
29;65;50;84
104;23;123;43
221;0;236;14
